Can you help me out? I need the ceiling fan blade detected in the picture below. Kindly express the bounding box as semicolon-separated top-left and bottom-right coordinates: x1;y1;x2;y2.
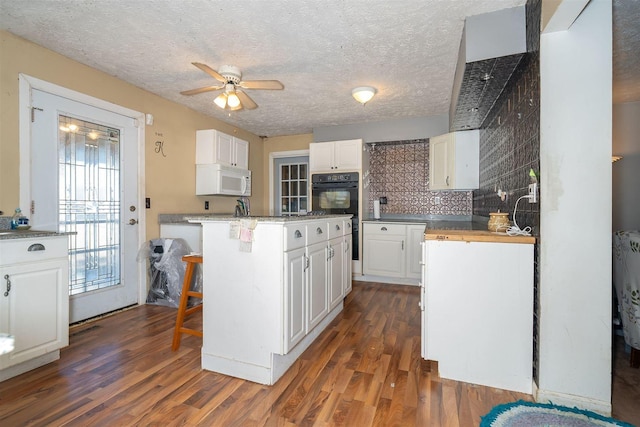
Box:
239;80;284;90
236;90;258;110
192;62;226;83
180;85;224;96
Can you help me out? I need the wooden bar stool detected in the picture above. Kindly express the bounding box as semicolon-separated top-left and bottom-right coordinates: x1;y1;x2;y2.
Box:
171;255;203;351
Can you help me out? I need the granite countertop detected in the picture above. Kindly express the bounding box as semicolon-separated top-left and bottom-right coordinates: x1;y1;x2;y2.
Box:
186;214;353;223
363;215;487;230
158;213;232;224
0;230;73;240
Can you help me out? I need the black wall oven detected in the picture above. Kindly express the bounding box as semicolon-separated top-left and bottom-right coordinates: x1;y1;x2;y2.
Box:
310;172;359;260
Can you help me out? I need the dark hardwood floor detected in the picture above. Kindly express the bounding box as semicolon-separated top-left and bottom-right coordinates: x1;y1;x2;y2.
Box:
0;281;637;426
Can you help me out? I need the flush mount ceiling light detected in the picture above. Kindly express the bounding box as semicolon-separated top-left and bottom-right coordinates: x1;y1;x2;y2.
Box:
352;86;376;105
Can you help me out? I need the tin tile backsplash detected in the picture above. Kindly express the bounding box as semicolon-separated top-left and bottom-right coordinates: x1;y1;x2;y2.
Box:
367;140;473;216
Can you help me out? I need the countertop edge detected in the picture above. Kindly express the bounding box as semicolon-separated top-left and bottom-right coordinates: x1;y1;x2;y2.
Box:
187;214;353;223
424;229;536;244
0;231;76;240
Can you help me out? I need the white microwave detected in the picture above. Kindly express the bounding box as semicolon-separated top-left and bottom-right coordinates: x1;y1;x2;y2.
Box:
196;164;251;196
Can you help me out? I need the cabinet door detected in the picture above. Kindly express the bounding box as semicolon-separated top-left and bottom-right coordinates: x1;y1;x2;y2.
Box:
284;247;306;353
306;242;329;332
363;223;406;277
333;140;362;171
343;235;353;295
429;133;454;190
309;142;334;172
328;237;344;310
363;237;405;277
216;131;235;167
407;225;426;279
0;259;68;369
233;138;250;169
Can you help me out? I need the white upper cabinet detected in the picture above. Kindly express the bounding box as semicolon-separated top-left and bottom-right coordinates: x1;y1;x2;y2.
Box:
309;139;362;172
429;130;479;190
196;129;249;170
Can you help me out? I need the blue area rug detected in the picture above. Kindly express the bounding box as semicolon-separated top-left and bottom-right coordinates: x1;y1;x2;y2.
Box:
480;400;636;427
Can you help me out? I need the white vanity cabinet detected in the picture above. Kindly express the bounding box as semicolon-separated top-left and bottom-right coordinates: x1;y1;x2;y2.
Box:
429;130;479;190
0;235;69;381
309;139;362;172
196;129;249;169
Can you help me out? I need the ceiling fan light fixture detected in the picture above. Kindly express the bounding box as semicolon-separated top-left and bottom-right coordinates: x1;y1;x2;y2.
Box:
227;92;241;108
352;86;376;105
214;93;228;109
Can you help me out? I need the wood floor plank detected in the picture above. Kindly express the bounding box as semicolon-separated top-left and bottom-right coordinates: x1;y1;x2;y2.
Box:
2;281;634;426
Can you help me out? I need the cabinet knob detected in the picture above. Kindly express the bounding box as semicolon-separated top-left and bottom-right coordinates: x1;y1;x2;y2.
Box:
294;230;302;238
27;243;45;252
335;224;340;231
316;227;323;235
381;227;387;231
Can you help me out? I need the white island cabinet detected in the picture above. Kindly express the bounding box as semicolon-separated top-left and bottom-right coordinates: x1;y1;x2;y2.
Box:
192;215;351;385
421;230;535;394
0;234;69;381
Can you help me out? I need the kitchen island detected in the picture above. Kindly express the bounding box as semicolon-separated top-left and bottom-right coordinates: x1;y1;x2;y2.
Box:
186;214;352;385
421;227;535;393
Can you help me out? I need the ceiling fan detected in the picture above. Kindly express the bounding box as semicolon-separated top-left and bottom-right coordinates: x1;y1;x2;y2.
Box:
180;62;284;111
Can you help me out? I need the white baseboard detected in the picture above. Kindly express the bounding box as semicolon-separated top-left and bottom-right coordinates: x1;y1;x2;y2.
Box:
0;351;60;382
354;274;419;286
535;388;612;416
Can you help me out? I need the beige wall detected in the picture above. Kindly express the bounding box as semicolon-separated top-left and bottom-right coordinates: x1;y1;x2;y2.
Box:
0;30;264;239
261;133;313;212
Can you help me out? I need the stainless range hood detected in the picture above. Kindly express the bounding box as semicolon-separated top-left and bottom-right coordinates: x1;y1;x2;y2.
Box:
450;6;527;131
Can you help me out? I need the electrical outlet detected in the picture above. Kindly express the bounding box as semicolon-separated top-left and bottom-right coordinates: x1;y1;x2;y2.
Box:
528;183;538;203
204;201;210;210
379;196;387;205
145;197;151;209
434;196;441;205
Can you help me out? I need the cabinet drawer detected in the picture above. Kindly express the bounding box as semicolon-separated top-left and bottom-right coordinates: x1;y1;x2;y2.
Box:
0;236;68;265
327;219;344;239
343;219;352;235
363;222;405;236
307;222;328;246
284;225;306;251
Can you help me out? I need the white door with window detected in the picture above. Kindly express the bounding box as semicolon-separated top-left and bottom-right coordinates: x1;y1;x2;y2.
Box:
274;156;309;216
29;88;142;323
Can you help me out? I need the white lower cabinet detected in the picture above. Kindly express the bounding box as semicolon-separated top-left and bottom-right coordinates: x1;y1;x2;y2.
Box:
306;241;329;332
283;218;352;354
0;236;69;380
422;239;534;393
284;247;306;351
363;222;425;280
406;224;426;279
328;235;345;310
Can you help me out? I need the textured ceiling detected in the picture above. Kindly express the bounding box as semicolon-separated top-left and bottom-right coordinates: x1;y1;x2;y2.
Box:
1;0;638;137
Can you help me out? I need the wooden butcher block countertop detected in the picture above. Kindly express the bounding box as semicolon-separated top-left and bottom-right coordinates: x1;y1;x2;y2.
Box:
424;229;536;244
